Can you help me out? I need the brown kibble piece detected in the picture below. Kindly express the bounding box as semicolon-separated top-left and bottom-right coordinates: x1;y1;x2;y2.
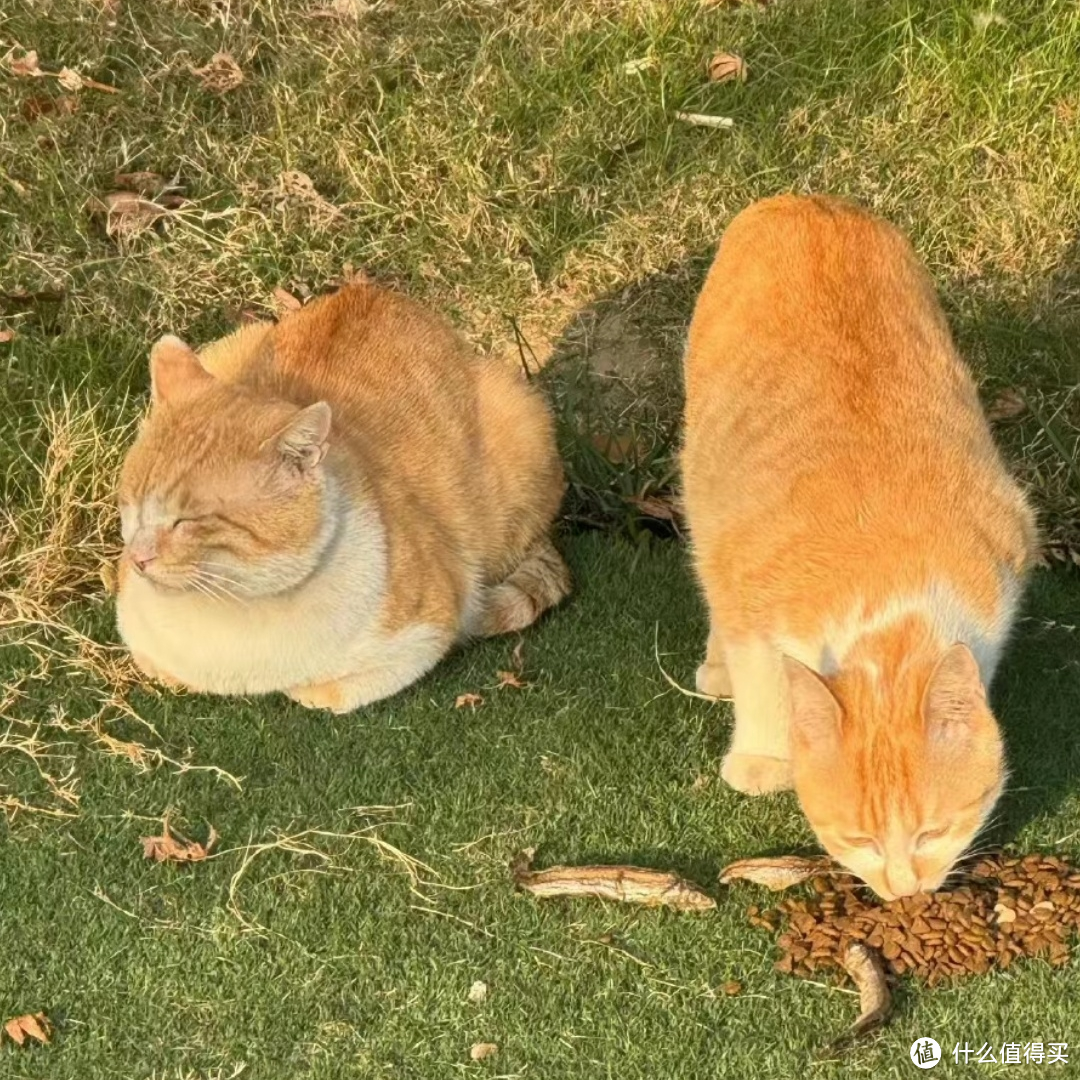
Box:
749;849;1080;996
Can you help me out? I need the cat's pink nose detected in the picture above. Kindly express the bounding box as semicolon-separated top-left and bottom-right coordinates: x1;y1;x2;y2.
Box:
132;553;156;572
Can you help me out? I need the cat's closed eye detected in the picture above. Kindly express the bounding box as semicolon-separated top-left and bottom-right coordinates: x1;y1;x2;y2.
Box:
842;835;882;854
914;826;948;849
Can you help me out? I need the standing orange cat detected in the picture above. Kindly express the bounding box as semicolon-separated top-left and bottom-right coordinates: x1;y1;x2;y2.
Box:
116;281;569;712
682;195;1037;899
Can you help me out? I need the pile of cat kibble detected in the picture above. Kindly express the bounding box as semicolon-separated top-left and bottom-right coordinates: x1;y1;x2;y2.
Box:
747;854;1080;987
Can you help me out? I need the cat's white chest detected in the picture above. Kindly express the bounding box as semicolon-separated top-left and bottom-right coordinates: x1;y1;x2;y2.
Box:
116;504;391;695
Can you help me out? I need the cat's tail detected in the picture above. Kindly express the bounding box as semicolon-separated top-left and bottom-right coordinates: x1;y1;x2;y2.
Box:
468;535;571;638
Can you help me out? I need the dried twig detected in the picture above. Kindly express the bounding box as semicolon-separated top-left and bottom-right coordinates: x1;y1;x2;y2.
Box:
653;623;717;701
675;111;735;129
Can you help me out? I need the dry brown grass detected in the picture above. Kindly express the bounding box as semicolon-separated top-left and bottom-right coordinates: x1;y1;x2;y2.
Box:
0;396;241;818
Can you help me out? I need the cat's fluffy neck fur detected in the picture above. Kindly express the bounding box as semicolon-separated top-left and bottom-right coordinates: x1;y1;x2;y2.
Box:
785;574;1023;690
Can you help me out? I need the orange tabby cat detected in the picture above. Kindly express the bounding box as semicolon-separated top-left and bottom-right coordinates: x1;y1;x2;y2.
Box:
682;195;1037;899
116;281;569;712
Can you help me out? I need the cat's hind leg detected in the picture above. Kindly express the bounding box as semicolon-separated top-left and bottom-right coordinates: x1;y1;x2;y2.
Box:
468;536;571;638
721;639;793;795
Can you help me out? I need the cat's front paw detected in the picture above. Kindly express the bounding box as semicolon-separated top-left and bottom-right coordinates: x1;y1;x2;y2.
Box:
695;661;733;699
287;680;358;714
721;752;793;795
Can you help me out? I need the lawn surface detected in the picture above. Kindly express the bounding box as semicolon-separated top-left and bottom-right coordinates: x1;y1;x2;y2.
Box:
3;0;1080;1076
3;535;1080;1080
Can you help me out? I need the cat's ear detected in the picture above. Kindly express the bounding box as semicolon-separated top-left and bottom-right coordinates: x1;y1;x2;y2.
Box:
276;402;331;473
150;335;212;404
784;656;841;750
922;643;988;743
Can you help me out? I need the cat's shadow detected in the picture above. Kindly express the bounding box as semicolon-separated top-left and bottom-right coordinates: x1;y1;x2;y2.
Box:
991;570;1080;843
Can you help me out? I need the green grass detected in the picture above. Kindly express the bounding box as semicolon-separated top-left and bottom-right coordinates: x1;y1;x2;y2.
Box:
3;535;1080;1079
3;0;1080;1075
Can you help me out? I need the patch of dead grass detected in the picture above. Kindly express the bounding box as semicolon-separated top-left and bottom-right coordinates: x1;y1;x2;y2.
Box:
0;395;240;820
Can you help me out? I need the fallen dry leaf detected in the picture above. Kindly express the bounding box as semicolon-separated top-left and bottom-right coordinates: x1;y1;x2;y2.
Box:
140;817;218;863
467;980;488;1004
190;52;244;94
623;56;657;75
0;328;15;343
3;1012;51;1047
495;670;527;690
10;50;43;77
455;693;484;710
591;432;641;464
718;855;834;890
840;942;892;1038
469;1043;498;1062
20;94;79;120
625;493;681;523
985;387;1026;422
309;0;372;18
88;191;174;239
1038;542;1080;569
722;980;743;996
272;286;303;313
707;52;747;83
278;169;344;223
512;850;717;912
57;66;82;91
114;171;166;196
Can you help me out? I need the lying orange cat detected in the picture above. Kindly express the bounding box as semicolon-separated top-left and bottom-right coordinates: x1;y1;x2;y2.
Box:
682;195;1037;899
116;282;569;712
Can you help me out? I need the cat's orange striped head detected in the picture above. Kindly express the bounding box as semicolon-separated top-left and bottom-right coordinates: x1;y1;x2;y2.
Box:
118;335;334;598
787;641;1004;900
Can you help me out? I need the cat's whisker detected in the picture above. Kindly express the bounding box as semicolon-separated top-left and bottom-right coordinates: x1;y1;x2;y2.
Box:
193;568;248;604
188;576;222;603
196;578;237;602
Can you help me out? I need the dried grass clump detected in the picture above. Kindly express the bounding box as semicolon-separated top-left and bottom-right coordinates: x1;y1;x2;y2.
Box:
0;395;238;820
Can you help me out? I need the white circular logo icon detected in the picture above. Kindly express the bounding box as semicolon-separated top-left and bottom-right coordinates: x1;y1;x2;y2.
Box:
910;1038;941;1069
